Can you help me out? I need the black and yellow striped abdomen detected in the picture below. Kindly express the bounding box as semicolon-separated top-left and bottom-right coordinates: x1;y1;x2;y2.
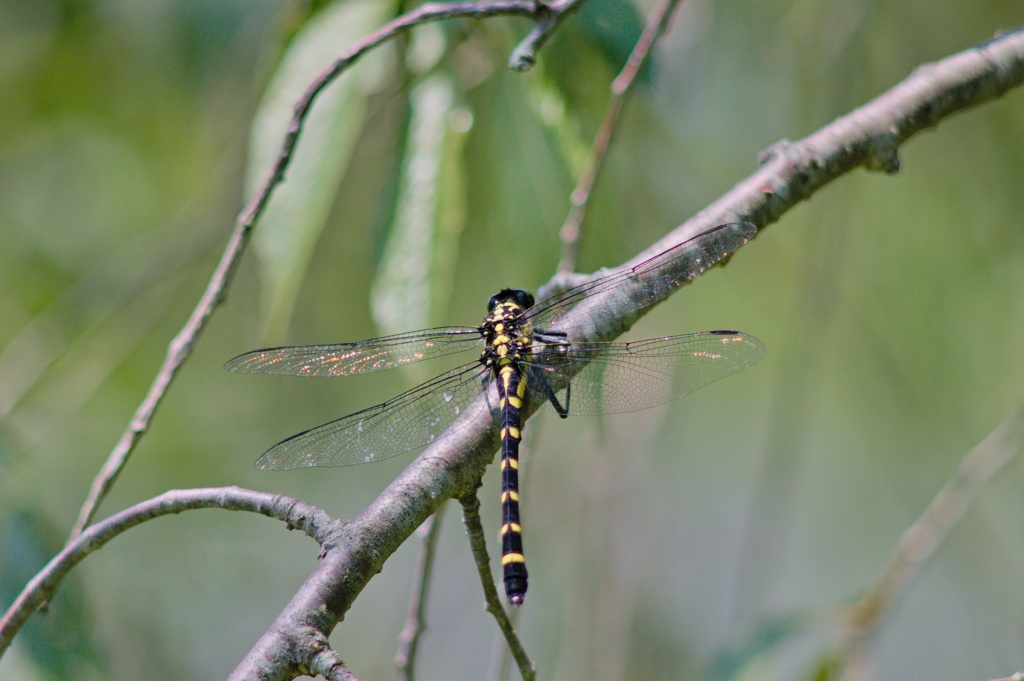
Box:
497;361;528;605
481;288;536;607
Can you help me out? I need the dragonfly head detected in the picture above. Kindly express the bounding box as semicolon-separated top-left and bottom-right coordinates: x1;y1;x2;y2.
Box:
487;288;535;313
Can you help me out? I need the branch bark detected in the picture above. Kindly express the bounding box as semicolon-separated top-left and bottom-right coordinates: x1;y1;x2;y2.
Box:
672;26;1024;245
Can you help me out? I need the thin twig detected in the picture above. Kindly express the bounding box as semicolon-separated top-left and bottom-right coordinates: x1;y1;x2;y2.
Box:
509;0;590;71
396;504;448;681
312;645;365;681
1;488;339;654
460;492;536;681
557;0;684;273
839;398;1024;660
67;0;589;542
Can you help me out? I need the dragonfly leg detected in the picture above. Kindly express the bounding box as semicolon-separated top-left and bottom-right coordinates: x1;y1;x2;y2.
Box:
531;369;570;418
479;372;501;421
534;329;568;344
531;328;571;418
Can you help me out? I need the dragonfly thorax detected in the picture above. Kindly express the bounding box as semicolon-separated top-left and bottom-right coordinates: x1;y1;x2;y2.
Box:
480;288;535;370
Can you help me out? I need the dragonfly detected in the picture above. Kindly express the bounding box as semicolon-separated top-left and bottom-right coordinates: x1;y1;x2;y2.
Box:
226;221;765;606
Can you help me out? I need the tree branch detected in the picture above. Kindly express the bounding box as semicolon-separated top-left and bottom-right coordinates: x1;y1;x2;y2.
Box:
395;504;448;681
0;488;337;655
310;646;363;681
459;492;536;680
557;0;684;272
839;397;1024;666
700;26;1024;235
508;0;589;70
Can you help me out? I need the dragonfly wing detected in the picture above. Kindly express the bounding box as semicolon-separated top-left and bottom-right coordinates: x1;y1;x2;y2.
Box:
525;223;756;336
527;331;764;416
224;327;482;376
256;362;492;470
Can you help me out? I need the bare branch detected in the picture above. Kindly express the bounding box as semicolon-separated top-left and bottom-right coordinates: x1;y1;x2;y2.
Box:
1;488;337;655
839;397;1024;659
509;0;590;71
686;26;1024;240
395;505;448;681
558;0;685;272
460;493;536;681
311;645;364;681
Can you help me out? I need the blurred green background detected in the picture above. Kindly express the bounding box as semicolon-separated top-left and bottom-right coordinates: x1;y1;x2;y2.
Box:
2;1;1023;679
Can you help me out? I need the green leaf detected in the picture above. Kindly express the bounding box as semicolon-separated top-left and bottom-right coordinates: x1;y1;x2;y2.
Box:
702;612;811;681
371;73;467;335
576;0;647;76
246;0;396;343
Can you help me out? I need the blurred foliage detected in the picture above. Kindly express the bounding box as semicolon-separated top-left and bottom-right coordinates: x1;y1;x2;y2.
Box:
247;0;396;342
0;510;105;679
2;1;1024;680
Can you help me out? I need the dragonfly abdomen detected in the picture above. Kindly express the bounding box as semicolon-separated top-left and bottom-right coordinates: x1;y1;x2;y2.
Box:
497;361;528;607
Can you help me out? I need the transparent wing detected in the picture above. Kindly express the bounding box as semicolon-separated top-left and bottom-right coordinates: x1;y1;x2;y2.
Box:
255;362;492;470
224;327;482;377
526;331;765;416
524;222;757;336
